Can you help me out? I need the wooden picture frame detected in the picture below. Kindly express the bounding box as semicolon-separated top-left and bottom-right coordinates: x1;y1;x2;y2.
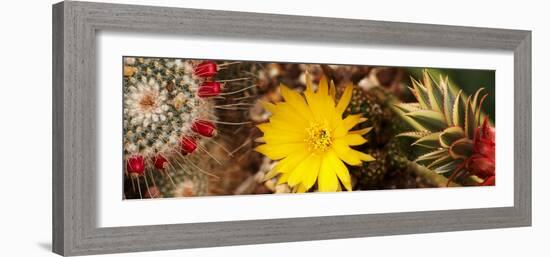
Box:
52;1;531;256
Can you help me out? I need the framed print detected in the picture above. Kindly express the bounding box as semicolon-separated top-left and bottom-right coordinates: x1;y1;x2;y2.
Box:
52;1;531;256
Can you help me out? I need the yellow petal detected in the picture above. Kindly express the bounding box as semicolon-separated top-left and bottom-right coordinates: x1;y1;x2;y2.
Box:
263;168;280;181
260;101;277;113
295;183;308;193
318;76;329;96
325;150;352;191
274;150;310;174
263;133;305;145
349;127;373;135
319;99;338;130
352;149;376;162
288;154;320;189
255;143;305;160
256;123;270;133
336;83;353;115
260;122;305;140
269;103;309;128
334;114;363;137
343;114;364;131
332;139;362;166
341;134;367;146
305;72;314;94
304;90;323;119
277;172;290;185
329;80;337;100
318;154;339;192
301;154;322;190
268;116;307;134
279;85;313;122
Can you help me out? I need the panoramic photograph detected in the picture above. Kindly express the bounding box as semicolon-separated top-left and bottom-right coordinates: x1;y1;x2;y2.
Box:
122;57;495;199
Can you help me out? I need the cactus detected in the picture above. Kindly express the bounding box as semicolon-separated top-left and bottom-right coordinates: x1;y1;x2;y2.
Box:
393;69;494;185
351;149;387;188
123;57;229;198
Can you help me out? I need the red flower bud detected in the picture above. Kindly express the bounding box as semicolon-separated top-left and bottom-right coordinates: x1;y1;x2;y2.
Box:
152;154;168;170
192;120;216;137
194;61;217;78
480;176;495;186
180;136;197;155
126;155;145;175
469;156;495;178
467;117;496;180
197;81;222;98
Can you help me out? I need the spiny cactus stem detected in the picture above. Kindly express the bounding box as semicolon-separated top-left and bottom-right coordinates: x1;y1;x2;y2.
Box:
213;106;250;111
232;95;256;101
197;143;222;165
148;171;157;188
371;86;426;132
204;119;252;126
213;103;255;110
388;104;427;132
218;61;242;68
219;85;257;96
181;157;220;179
217;103;256;107
406;161;460;187
160;165;177;188
143;175;152;198
218;77;250;82
204;137;235;157
229;138;252;156
135;177;143;198
130;176;136;191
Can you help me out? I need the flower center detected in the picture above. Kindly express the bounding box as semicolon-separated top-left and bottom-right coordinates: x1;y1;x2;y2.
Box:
305;122;332;152
139;91;157;111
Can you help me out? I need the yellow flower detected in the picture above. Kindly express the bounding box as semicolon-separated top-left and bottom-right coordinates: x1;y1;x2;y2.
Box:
255;75;375;193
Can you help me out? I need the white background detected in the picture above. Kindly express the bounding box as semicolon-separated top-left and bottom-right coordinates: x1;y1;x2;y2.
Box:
0;0;547;256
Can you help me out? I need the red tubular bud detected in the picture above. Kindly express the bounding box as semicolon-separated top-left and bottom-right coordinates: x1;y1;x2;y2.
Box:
194;61;217;78
192;120;216;137
197;81;222;98
152;154;168;170
180;136;198;155
126;155;145;175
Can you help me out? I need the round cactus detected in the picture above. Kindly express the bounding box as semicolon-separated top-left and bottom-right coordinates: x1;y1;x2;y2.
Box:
123;57;230;198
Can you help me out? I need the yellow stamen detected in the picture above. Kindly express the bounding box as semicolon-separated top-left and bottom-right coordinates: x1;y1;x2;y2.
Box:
305;121;332;152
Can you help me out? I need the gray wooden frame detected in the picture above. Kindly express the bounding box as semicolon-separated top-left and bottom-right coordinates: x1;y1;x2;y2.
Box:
52;1;531;256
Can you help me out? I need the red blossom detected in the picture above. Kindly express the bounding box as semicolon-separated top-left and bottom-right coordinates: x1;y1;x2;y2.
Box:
467;117;495;185
192;120;216;137
194;61;218;78
152;154;168;170
197;81;222;98
180;136;198;155
126;155;145;176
